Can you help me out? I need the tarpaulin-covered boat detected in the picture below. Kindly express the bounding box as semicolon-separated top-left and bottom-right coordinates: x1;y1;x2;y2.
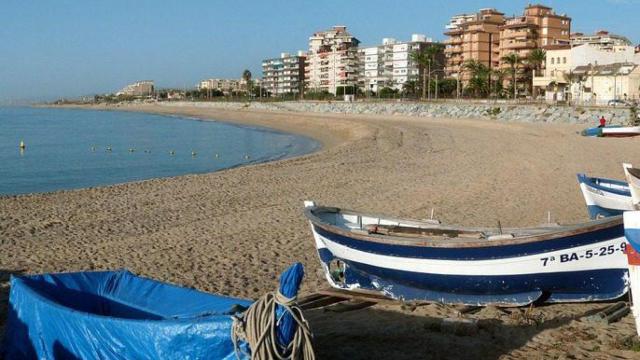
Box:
304;201;628;307
577;173;632;219
1;264;311;359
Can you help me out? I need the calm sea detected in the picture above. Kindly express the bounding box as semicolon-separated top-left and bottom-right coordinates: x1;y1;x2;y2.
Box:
0;107;319;195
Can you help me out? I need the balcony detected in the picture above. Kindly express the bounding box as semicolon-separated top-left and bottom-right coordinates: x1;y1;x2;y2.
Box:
444;46;462;54
501;40;537;50
444;37;463;45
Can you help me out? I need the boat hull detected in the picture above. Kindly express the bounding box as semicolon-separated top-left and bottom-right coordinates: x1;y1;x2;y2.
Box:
309;214;629;307
602;126;640;137
577;174;632;219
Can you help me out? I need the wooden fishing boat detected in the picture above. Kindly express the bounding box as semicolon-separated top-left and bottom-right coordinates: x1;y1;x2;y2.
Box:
304;201;628;307
623;163;640;205
623;211;640;337
577;173;632;219
2;265;310;359
581;125;621;137
602;126;640;137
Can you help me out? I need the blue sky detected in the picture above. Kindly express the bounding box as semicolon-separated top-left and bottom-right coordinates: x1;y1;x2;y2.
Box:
1;0;638;103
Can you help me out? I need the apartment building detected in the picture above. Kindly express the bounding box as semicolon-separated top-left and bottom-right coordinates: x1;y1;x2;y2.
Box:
571;30;633;50
116;80;154;97
262;51;306;96
499;4;571;66
443;8;504;80
359;34;440;93
197;79;243;95
305;25;360;94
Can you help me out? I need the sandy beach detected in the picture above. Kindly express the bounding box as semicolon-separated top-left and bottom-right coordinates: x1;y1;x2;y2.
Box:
2;103;640;359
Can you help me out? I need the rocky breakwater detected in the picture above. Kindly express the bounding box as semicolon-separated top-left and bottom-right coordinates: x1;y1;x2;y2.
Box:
159;101;633;125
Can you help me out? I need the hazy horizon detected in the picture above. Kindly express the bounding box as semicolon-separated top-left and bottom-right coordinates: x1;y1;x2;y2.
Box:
1;0;639;103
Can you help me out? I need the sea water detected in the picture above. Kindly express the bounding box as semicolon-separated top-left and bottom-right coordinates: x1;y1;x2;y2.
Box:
0;107;319;195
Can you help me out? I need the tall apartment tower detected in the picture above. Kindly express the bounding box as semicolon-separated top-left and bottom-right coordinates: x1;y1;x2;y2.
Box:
444;8;505;80
359;34;441;93
499;4;571;66
262;51;306;96
305;25;360;94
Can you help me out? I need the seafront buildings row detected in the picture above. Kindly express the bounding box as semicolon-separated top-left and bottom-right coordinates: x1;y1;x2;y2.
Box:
182;3;639;103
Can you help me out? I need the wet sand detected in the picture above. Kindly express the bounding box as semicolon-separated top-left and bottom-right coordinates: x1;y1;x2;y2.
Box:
2;103;640;358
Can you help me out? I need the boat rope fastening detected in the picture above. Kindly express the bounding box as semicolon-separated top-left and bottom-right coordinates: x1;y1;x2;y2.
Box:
231;290;315;360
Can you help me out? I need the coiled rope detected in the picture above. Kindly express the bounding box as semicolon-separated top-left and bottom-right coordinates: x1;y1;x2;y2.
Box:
232;290;315;360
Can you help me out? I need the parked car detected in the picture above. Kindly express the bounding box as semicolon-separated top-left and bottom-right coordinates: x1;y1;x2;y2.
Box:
608;99;628;107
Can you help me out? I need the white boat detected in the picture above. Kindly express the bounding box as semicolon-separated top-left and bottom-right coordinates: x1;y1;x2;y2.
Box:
576;173;633;219
602;126;640;137
304;201;628;307
623;163;640;205
623;211;640;337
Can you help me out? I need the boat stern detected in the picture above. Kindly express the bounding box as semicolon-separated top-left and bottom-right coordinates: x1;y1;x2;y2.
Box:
623;211;640;336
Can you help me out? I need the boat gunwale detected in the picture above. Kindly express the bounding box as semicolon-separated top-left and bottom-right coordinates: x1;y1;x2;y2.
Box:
577;174;630;197
9;270;251;324
304;205;623;248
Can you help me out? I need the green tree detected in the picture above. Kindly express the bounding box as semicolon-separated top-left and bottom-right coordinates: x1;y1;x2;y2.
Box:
402;80;418;97
501;53;520;99
527;48;546;97
242;69;252;96
379;87;398;99
410;44;444;100
463;60;490;98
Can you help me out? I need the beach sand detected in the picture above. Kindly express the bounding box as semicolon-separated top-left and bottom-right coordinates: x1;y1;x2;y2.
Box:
2;103;640;358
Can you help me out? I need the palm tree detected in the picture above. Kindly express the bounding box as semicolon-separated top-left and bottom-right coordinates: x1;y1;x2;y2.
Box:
462;60;490;98
242;69;252;96
410;50;429;100
491;68;507;97
501;53;520;99
527;49;546;97
410;44;443;100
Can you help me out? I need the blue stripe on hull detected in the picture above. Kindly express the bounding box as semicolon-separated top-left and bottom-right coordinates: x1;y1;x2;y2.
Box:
313;223;623;261
317;249;628;305
587;205;624;220
577;174;630;197
625;228;640;253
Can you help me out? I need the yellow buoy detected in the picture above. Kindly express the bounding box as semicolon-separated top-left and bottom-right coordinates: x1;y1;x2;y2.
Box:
19;140;25;149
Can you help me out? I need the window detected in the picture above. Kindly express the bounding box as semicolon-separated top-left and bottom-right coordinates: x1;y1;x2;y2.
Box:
563;57;566;64
551;58;555;64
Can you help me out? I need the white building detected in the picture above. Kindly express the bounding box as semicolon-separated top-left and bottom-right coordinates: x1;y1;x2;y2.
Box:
571;30;633;50
197;79;242;94
262;51;306;96
571;63;640;104
533;44;640;102
359;34;438;93
116;80;154;97
305;26;360;95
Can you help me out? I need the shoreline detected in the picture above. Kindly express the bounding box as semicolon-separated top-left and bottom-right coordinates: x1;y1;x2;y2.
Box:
3;103;640;358
1;105;325;198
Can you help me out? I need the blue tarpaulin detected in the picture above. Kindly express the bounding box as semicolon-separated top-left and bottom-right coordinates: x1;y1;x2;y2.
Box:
1;270;254;359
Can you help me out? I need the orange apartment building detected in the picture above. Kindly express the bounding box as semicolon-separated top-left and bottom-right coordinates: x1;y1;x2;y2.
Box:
499;4;571;68
444;4;571;93
444;8;504;80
